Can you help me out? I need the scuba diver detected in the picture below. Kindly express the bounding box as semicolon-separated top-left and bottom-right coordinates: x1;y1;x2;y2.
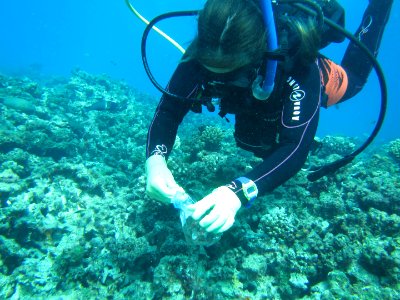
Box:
145;0;393;235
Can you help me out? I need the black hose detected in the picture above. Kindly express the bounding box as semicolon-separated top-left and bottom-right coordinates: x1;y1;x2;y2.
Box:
141;10;199;101
277;0;324;29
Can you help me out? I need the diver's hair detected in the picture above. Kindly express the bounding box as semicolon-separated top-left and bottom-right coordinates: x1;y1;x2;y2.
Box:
185;0;266;69
184;0;320;69
286;17;321;66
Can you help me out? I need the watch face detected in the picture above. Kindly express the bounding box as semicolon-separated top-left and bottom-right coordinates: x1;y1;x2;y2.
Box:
247;186;256;194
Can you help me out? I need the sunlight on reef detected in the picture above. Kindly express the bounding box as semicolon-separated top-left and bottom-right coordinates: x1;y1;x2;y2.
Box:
0;71;399;299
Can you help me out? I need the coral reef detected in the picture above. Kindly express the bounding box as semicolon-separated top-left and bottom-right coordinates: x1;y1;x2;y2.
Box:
389;138;400;162
0;71;399;299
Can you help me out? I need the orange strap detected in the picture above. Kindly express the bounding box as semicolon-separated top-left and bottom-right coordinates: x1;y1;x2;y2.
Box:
319;58;349;107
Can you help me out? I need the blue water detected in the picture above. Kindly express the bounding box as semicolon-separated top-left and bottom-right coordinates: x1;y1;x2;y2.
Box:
0;0;399;143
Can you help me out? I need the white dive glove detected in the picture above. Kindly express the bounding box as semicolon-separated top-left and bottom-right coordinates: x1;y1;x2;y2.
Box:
189;186;241;234
145;155;185;203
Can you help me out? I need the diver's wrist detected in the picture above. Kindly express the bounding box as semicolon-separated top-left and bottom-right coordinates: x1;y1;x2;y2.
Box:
226;177;258;207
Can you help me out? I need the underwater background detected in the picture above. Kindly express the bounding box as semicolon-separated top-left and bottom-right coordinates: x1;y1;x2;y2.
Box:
0;0;399;299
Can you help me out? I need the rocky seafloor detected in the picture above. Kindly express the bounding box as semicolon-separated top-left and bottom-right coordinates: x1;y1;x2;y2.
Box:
0;70;399;299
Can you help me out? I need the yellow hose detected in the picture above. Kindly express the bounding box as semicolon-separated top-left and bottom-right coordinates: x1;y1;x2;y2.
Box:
125;0;186;54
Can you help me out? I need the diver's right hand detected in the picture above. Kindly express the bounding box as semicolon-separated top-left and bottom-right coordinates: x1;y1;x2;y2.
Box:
145;155;185;204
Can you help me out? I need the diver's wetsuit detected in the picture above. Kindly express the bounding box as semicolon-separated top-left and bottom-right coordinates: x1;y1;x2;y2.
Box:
146;0;392;199
147;59;321;196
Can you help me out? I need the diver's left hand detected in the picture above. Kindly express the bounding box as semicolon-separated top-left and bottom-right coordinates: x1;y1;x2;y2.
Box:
188;186;241;234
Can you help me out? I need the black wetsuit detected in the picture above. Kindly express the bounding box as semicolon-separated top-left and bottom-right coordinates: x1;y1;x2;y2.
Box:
146;0;392;200
147;59;321;196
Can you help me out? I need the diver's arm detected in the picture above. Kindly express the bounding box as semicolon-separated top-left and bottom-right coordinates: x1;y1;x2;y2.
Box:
146;61;200;159
145;61;202;203
146;94;189;158
229;62;321;203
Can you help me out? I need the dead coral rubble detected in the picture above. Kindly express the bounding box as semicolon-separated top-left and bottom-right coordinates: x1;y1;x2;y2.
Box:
0;72;399;299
